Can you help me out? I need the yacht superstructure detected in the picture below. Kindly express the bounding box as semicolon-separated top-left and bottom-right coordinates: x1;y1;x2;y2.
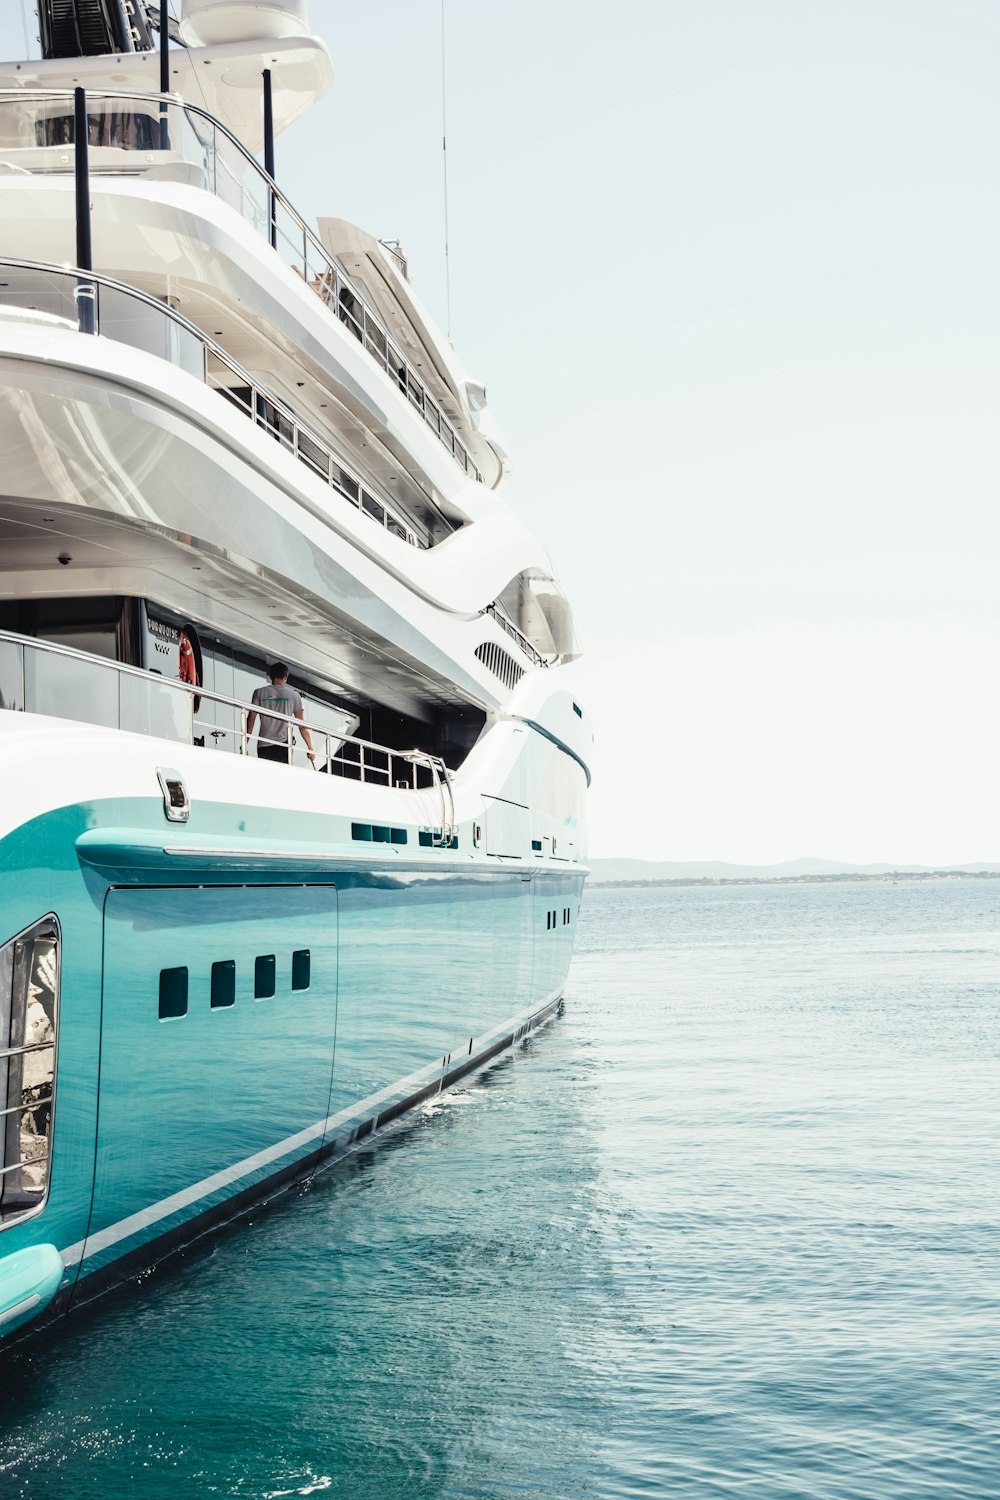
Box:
0;0;589;1343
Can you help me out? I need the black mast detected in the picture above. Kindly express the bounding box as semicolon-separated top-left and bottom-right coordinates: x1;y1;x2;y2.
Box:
263;69;276;250
74;87;96;334
159;4;170;150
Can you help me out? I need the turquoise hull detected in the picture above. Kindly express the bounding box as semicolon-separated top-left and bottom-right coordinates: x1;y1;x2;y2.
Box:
0;792;583;1341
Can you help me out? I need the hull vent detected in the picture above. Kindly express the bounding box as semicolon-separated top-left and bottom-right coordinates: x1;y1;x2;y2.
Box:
475;642;525;693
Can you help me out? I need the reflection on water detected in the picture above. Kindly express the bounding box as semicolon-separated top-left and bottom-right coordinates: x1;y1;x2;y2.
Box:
1;881;1000;1499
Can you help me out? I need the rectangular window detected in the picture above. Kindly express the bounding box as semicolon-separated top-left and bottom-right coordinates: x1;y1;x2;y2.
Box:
159;967;188;1019
255;955;276;999
0;916;59;1222
297;431;329;480
291;950;311;991
361;492;385;526
211;960;236;1009
333;466;360;504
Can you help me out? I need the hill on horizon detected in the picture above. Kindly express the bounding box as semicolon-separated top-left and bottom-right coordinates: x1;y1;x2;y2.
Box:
588;857;1000;882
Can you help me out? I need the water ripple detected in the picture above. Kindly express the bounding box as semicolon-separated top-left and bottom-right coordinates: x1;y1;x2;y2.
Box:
0;879;998;1498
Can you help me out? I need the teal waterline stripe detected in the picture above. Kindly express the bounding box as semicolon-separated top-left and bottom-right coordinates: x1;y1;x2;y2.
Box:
59;986;564;1270
75;831;576;874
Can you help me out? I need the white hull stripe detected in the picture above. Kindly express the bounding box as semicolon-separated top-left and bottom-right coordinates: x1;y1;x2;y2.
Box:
59;988;562;1269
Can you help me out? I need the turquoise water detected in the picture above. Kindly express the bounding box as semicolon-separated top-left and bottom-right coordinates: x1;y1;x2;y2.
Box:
0;879;998;1498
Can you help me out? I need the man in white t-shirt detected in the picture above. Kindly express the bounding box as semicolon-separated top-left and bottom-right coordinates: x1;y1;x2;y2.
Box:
246;662;316;766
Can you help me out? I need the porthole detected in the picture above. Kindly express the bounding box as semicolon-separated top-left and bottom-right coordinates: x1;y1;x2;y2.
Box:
159;967;188;1019
211;960;236;1009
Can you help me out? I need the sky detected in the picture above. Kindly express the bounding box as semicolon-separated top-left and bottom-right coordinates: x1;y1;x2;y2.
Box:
4;2;1000;865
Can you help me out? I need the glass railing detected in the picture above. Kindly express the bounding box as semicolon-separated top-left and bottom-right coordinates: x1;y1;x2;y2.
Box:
0;628;452;797
0;257;423;548
0;89;484;484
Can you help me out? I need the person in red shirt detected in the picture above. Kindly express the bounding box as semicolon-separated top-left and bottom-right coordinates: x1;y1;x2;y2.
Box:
178;629;198;686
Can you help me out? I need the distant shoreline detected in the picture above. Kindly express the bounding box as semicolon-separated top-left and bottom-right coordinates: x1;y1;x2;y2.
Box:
587;870;1000;889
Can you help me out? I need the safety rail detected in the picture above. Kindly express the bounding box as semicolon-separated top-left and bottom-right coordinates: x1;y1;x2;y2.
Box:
0;257;423;548
0;89;484;484
482;604;549;669
0;629;452;807
406;749;456;846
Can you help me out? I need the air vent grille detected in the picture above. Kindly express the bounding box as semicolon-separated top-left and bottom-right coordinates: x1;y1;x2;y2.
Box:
475;642;525;692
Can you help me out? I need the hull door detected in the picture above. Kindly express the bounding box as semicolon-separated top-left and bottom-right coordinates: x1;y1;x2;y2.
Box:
75;882;339;1290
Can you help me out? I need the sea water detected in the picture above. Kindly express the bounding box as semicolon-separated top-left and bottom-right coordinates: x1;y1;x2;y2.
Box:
0;879;997;1499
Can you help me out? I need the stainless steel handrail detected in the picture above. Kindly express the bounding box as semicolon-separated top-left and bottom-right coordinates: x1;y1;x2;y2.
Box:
0;256;422;549
0;256;550;664
0;88;484;484
481;603;548;669
403;750;456;845
0;627;448;793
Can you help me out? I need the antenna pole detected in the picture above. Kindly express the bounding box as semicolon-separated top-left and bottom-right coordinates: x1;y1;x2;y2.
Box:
440;0;452;344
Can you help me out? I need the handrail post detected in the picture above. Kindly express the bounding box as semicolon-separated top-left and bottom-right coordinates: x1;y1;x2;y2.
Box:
73;88;96;335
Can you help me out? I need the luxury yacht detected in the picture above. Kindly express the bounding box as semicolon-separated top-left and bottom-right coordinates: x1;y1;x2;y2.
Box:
0;0;589;1343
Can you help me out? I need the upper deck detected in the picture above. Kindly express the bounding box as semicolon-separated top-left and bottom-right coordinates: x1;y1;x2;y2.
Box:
0;24;579;712
0;88;499;495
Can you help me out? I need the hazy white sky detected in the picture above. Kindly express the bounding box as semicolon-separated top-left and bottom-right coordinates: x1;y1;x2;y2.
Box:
4;2;1000;864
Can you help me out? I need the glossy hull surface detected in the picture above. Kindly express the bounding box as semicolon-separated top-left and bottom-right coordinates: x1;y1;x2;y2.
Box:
0;727;583;1341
